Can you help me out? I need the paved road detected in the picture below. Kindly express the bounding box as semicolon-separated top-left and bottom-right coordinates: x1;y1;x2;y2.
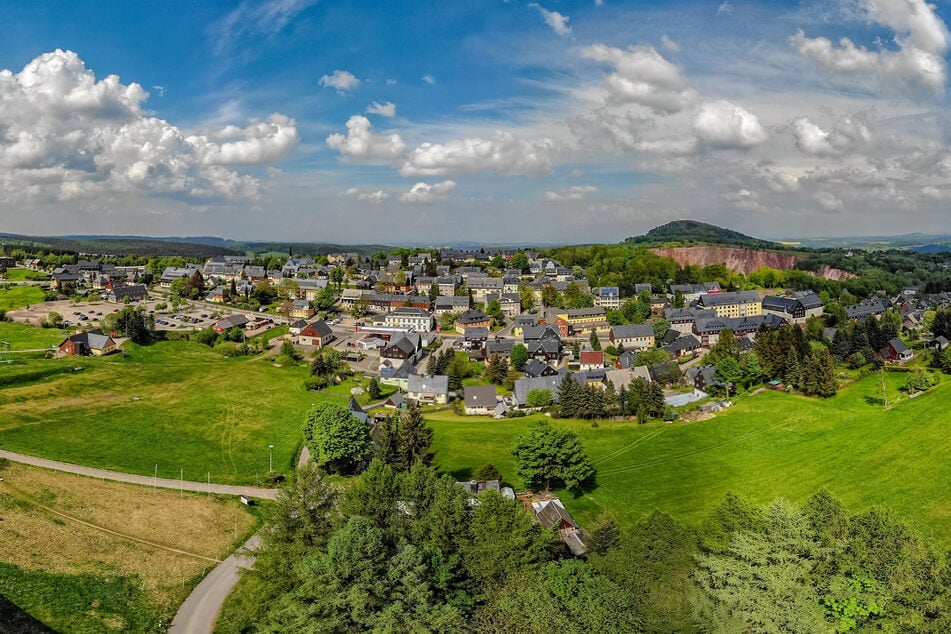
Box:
0;449;278;500
168;534;261;634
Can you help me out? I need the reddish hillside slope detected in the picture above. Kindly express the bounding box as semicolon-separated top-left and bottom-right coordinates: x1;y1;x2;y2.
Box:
650;246;852;280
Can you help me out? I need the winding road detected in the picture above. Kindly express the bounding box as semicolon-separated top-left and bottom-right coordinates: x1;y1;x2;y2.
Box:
168;535;261;634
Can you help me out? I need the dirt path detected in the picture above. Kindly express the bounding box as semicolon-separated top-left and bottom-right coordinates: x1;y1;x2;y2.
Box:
0;449;278;500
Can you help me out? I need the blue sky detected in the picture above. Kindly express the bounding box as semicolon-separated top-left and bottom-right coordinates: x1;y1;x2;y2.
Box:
0;0;949;244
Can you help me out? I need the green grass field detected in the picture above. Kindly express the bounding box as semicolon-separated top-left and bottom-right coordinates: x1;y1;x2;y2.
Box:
0;286;45;311
429;374;951;545
1;269;49;281
0;321;69;350
0;340;324;485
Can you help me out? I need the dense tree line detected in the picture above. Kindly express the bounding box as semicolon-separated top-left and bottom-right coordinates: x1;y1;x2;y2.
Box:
556;375;666;421
221;474;951;633
754;324;839;397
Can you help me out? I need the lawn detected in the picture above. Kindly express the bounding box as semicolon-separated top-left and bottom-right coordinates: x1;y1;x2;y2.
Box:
428;373;951;546
0;321;70;350
0;340;323;485
1;269;49;281
0;461;258;632
0;285;46;311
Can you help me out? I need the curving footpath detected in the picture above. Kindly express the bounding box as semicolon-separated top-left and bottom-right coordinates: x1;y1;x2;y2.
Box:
0;449;278;500
168;534;261;634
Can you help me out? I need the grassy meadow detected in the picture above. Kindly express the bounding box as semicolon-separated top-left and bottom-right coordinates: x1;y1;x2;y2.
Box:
0;285;46;311
429;373;951;546
1;269;49;281
0;321;70;350
0;340;324;485
0;461;258;632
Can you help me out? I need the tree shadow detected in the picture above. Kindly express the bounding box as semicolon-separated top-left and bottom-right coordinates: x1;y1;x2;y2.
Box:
446;467;472;481
864;396;885;407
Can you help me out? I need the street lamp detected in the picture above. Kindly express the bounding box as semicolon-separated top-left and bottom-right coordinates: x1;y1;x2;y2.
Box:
268;444;274;473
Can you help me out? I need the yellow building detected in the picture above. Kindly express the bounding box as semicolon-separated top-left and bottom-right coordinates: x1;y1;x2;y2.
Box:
696;291;762;318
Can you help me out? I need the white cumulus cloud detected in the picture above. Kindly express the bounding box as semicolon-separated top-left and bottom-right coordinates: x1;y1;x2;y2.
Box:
692;100;768;149
580;44;696;113
342;187;389;203
401;131;558;177
326;115;406;162
366;101;396;117
0;49;292;202
399;180;456;203
319;69;360;92
529;3;572;36
194;114;299;166
544;185;598;201
790;0;950;97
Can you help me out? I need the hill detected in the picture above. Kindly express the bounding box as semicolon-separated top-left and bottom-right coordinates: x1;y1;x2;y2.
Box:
625;220;780;250
0;233;241;258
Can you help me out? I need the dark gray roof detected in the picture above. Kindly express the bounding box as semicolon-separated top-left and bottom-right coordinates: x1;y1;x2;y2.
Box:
611;323;654;339
664;334;701;354
697;291;761;308
456;309;490;324
522;324;560;341
303;320;333;337
465;327;489;339
464;385;498;408
407;374;449;395
514;375;563;406
485;339;515;356
535;499;578;530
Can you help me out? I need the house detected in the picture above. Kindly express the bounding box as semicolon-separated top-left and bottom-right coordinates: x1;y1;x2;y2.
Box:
205;286;230;303
524;358;558;378
846;298;891;321
512;314;538;338
288;319;309;336
456;479;515;501
669;282;721;303
464;327;489;349
616;350;639;369
464;385;498;415
383;391;405;409
762;292;824;325
454;309;492;334
532;499;586;556
434;295;471;316
880;337;913;363
697;291;762;318
347;397;370;425
609;323;655;350
514;374;563;408
379;361;414;389
407;374;450;404
605;366;652;390
381;333;422;367
556;307;609;334
579;350;604;371
930;336;949;351
665;307;718;335
289;299;315;320
522;324;561;344
686;365;725;392
664;334;702;358
57;329;117;357
527;339;562;364
649;361;682;384
593;287;620;309
484;339;515;363
297;320;334;348
106;284;148;303
214;314;250;333
383;307;435;332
